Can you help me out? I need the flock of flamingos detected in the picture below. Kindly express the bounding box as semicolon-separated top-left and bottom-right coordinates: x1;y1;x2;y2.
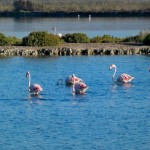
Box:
26;64;139;96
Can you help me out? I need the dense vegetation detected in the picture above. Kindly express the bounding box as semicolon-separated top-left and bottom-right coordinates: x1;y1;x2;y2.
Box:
0;31;150;46
0;33;21;46
0;0;149;13
90;35;121;43
62;33;90;43
22;31;62;46
143;34;150;45
13;0;34;11
0;1;149;45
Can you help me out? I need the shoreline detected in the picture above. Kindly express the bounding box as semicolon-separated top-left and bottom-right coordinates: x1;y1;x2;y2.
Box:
0;43;149;56
0;11;150;18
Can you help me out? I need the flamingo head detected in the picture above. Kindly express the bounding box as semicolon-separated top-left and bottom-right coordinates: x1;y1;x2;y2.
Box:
26;71;30;78
109;64;116;70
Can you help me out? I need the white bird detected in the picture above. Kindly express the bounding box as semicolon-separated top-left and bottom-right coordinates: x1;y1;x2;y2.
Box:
26;71;43;95
57;33;63;38
52;26;62;38
109;64;134;84
89;15;91;21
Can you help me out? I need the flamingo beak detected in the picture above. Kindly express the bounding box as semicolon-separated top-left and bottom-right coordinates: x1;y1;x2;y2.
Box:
26;72;29;78
109;65;114;70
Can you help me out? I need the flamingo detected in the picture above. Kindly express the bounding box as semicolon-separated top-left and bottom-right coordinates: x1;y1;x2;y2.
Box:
72;75;88;94
109;64;134;84
52;26;56;34
65;74;83;85
72;82;88;94
52;26;62;38
89;15;91;21
78;14;80;19
26;71;43;95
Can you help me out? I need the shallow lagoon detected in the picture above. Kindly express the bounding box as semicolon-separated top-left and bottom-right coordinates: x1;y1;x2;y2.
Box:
0;17;150;38
0;55;149;150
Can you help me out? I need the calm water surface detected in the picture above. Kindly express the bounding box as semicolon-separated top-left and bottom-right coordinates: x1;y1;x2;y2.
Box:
0;55;149;150
0;17;150;38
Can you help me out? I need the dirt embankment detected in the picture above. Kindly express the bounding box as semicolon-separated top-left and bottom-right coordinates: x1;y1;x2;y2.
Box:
0;43;149;56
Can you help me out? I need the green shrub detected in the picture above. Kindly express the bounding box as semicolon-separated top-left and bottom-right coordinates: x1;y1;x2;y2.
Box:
62;33;90;43
123;35;144;43
123;31;150;43
22;31;61;46
0;33;8;46
7;36;22;46
91;35;121;43
0;33;21;46
90;36;102;43
13;0;34;11
143;34;150;45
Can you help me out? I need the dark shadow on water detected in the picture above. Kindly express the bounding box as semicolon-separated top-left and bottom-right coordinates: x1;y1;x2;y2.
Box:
29;94;42;98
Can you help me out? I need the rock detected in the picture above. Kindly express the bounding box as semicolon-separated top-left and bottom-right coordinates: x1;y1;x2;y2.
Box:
0;43;149;56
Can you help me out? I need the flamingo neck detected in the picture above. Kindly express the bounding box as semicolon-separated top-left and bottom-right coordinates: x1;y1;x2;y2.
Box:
72;84;75;94
72;76;75;94
112;66;117;82
28;74;31;88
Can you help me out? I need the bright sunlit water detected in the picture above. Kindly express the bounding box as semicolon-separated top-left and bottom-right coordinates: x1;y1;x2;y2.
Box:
0;17;150;38
0;55;149;150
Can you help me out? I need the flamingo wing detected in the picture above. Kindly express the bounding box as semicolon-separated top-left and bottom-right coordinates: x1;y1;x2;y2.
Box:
30;84;43;93
66;75;83;85
79;82;88;89
74;82;88;94
73;77;83;82
119;73;134;83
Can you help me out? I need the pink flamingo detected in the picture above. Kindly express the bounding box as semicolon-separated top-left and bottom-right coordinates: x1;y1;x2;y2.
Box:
109;64;134;84
72;75;88;94
26;71;43;95
72;82;88;94
65;74;83;85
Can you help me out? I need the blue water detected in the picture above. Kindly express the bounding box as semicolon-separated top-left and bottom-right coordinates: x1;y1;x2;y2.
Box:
0;17;150;38
0;55;149;150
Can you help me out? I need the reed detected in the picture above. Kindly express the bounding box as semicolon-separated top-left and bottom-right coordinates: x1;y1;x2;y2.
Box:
0;0;149;12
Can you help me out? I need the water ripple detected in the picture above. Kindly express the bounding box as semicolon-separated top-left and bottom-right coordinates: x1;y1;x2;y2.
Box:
0;56;149;150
